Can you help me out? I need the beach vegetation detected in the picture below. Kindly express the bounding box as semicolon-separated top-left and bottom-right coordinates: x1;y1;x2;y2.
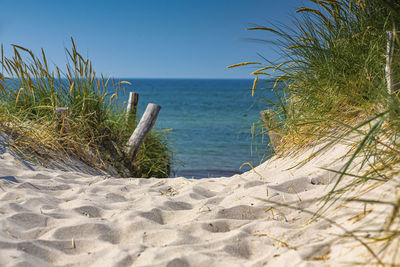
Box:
232;0;400;264
0;38;171;178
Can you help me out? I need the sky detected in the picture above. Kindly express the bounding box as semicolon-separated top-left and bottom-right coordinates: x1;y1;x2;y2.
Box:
0;0;303;79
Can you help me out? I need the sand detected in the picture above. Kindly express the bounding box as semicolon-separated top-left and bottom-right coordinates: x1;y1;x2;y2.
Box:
0;139;396;266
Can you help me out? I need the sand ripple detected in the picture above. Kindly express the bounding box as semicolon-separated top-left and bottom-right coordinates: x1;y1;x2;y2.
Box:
0;143;396;266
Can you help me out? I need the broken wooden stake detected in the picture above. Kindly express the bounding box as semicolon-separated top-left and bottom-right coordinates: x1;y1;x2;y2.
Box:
125;103;161;159
386;31;400;94
126;92;139;120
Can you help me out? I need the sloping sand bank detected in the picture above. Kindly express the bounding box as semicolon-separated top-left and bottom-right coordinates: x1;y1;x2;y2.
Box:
0;141;396;266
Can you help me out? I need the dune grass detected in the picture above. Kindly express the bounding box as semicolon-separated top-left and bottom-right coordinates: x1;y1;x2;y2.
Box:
231;0;400;264
0;38;171;178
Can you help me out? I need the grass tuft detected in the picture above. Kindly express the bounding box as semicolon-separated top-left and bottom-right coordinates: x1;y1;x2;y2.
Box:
0;38;171;178
234;0;400;264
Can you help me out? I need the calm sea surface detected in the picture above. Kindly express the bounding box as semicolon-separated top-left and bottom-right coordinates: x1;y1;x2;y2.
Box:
118;79;274;178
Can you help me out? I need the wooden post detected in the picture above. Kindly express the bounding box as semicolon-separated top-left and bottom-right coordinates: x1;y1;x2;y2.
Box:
55;107;70;134
260;109;281;150
125;103;161;159
127;92;139;119
126;92;139;129
386;31;400;94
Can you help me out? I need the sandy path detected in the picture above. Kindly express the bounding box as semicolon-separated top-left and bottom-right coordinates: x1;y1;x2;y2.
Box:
0;142;395;266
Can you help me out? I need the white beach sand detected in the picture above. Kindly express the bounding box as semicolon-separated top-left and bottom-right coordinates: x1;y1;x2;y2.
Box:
0;140;396;266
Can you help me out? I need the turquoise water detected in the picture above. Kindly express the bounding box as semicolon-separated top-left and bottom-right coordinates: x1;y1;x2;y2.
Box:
119;79;273;178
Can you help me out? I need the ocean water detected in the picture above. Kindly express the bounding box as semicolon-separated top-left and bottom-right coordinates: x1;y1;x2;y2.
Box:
118;79;274;178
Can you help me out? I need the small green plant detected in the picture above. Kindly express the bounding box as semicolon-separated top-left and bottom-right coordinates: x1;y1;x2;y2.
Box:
0;38;171;178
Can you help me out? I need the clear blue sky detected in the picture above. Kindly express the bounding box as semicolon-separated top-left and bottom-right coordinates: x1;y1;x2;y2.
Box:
0;0;303;79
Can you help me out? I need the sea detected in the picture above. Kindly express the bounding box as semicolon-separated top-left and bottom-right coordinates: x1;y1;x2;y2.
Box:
118;78;275;178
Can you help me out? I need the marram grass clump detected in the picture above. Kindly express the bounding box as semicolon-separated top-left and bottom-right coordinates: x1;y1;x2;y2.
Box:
0;38;171;178
233;0;400;264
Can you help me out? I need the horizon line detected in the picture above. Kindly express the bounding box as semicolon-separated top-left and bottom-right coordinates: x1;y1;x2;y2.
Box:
116;77;255;80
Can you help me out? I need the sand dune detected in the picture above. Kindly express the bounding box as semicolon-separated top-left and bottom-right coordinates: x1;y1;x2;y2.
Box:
0;141;395;266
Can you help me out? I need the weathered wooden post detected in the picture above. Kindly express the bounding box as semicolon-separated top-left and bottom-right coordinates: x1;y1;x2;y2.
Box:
260;109;281;150
55;107;70;134
125;103;161;159
126;92;139;130
386;31;400;94
126;92;139;120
